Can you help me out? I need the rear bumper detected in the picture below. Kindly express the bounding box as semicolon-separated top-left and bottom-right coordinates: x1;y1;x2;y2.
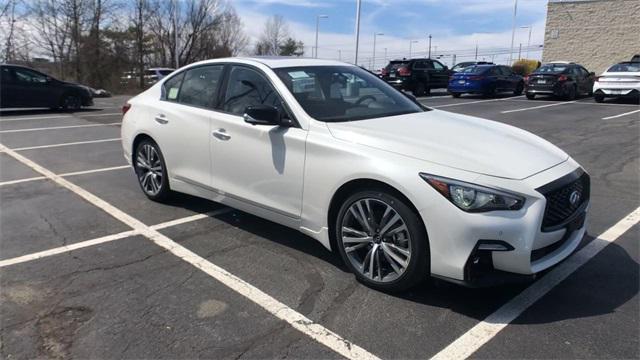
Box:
384;78;412;90
447;81;485;93
526;83;563;96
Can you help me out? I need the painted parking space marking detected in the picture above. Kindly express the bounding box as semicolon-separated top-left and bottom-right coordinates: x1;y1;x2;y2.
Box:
0;122;120;133
430;96;524;108
0;115;74;122
0;142;379;360
501;101;577;113
0;208;232;268
12;138;121;151
0;165;130;187
602;109;640;120
431;207;640;360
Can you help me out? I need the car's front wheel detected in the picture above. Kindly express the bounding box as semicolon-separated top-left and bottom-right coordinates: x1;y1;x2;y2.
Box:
60;94;82;111
594;92;605;103
134;139;171;201
526;93;536;100
335;189;429;292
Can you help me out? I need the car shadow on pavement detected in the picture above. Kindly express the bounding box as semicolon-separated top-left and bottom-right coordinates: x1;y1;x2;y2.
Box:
0;108;104;117
194;206;639;322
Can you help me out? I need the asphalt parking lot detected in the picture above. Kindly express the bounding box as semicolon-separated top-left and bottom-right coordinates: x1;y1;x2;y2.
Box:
0;93;638;359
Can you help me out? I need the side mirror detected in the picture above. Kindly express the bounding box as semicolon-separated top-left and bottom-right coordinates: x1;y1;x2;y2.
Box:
243;105;283;126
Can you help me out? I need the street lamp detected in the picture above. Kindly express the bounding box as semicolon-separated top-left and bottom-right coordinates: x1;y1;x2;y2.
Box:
428;34;432;58
520;25;532;59
354;0;362;64
409;40;418;58
372;32;384;70
314;15;328;58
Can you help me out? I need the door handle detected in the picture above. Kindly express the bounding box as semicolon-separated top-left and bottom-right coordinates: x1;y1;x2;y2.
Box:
212;128;231;141
155;114;169;124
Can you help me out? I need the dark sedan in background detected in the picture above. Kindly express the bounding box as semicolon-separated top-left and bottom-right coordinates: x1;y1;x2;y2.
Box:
448;64;524;98
524;62;595;100
0;64;93;110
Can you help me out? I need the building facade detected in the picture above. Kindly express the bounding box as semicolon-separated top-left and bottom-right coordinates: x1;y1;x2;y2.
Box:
543;0;640;74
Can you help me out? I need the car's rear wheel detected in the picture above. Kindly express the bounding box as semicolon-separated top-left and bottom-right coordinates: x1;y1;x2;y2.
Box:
412;82;426;97
451;92;462;98
526;93;536;100
60;94;82;111
335;190;429;292
514;82;524;96
594;93;605;103
134;139;171;201
566;85;577;100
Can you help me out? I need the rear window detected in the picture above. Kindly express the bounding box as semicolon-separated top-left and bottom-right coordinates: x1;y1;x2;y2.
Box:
387;61;410;70
607;62;640;72
535;64;568;74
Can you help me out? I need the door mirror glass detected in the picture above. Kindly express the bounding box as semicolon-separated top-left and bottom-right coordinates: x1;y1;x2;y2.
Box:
244;104;281;126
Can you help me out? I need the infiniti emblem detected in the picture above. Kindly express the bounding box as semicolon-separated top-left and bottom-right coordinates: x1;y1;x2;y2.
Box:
569;190;581;206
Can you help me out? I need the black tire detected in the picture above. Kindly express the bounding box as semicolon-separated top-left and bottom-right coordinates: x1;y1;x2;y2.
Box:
526;93;536;100
594;93;605;103
483;85;496;98
451;92;462;98
514;82;524;96
566;85;577;100
59;94;82;111
133;139;172;201
334;189;429;292
412;82;426;97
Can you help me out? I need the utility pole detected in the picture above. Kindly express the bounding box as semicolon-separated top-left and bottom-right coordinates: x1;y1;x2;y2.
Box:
452;54;456;66
354;0;362;64
338;49;342;61
521;25;532;59
427;34;432;58
475;44;478;60
508;0;518;65
372;32;383;70
314;15;328;58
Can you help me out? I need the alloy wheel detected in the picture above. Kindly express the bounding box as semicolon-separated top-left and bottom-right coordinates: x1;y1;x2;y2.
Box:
340;198;412;283
136;143;163;196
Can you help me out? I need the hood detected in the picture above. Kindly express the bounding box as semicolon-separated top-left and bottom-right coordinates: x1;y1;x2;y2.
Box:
326;110;569;180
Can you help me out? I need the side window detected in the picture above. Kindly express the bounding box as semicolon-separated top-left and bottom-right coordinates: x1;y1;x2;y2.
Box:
579;67;589;77
1;67;14;84
413;61;424;70
501;66;513;76
14;68;48;83
571;67;582;77
490;67;500;76
424;61;435;69
161;72;185;102
178;65;224;108
222;66;283;116
432;61;445;70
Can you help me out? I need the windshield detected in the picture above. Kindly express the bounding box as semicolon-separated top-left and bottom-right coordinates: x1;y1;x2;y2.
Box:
534;64;568;74
607;62;640;72
275;65;425;122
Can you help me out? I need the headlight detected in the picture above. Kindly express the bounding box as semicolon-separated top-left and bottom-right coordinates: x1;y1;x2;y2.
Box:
419;173;525;212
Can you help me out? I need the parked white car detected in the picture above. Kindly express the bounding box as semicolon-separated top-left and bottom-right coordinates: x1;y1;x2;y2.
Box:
593;61;640;102
121;57;590;291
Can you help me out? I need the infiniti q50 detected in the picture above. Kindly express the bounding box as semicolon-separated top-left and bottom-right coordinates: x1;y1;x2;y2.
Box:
121;57;589;291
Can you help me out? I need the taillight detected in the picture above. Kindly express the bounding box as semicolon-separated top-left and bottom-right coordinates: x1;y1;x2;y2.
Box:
557;75;568;82
397;66;411;76
468;75;484;81
381;68;389;76
122;103;131;115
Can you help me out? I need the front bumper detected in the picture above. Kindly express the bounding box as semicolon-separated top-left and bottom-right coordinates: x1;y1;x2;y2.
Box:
422;159;589;287
593;83;639;97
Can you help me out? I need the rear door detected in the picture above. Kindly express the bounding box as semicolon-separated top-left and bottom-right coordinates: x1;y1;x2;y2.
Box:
500;66;518;90
429;60;449;88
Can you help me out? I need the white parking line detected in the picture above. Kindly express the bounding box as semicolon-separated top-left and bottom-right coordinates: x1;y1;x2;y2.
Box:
602;109;640;120
0;208;232;268
12;138;121;151
0;142;379;360
501;101;577;114
81;112;121;117
0;115;73;122
431;206;640;360
0;122;120;133
431;97;523;108
0;165;130;187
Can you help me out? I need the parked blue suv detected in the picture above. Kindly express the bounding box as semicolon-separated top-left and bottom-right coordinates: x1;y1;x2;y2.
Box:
448;65;524;98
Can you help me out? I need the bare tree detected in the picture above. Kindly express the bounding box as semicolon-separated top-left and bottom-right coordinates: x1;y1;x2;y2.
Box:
216;7;248;56
131;0;149;88
254;15;289;56
28;0;73;78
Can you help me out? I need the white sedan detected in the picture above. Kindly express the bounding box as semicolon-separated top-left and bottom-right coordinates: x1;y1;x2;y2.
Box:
593;61;640;102
121;57;589;291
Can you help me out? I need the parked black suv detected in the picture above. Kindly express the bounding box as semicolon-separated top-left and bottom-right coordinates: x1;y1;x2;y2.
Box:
0;64;93;110
525;62;595;100
381;58;451;96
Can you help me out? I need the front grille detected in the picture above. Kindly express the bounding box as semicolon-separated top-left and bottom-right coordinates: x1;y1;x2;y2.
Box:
537;170;590;232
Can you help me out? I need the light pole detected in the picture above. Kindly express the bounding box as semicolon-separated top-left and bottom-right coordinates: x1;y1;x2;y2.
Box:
354;0;361;64
409;40;418;58
372;32;383;70
508;0;518;65
520;25;532;59
314;15;328;58
427;34;432;58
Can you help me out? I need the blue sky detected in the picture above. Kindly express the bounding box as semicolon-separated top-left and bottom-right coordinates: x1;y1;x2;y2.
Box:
234;0;549;67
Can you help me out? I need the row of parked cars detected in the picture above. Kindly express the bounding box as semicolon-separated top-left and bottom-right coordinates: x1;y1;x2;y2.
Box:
380;56;640;103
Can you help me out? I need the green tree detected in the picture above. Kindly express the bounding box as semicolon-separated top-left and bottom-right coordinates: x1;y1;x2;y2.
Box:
279;37;304;57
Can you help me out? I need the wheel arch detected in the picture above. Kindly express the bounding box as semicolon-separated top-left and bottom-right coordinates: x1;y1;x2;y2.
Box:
326;178;428;253
131;132;156;158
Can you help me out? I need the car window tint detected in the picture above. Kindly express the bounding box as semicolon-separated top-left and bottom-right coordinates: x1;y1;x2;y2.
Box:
178;65;224;108
162;72;185;101
432;61;445;70
413;61;425;70
424;61;435;69
222;66;283;116
1;67;14;83
501;66;513;76
14;68;47;83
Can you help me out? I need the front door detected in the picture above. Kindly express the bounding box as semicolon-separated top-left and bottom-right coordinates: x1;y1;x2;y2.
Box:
211;65;306;219
12;67;53;108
